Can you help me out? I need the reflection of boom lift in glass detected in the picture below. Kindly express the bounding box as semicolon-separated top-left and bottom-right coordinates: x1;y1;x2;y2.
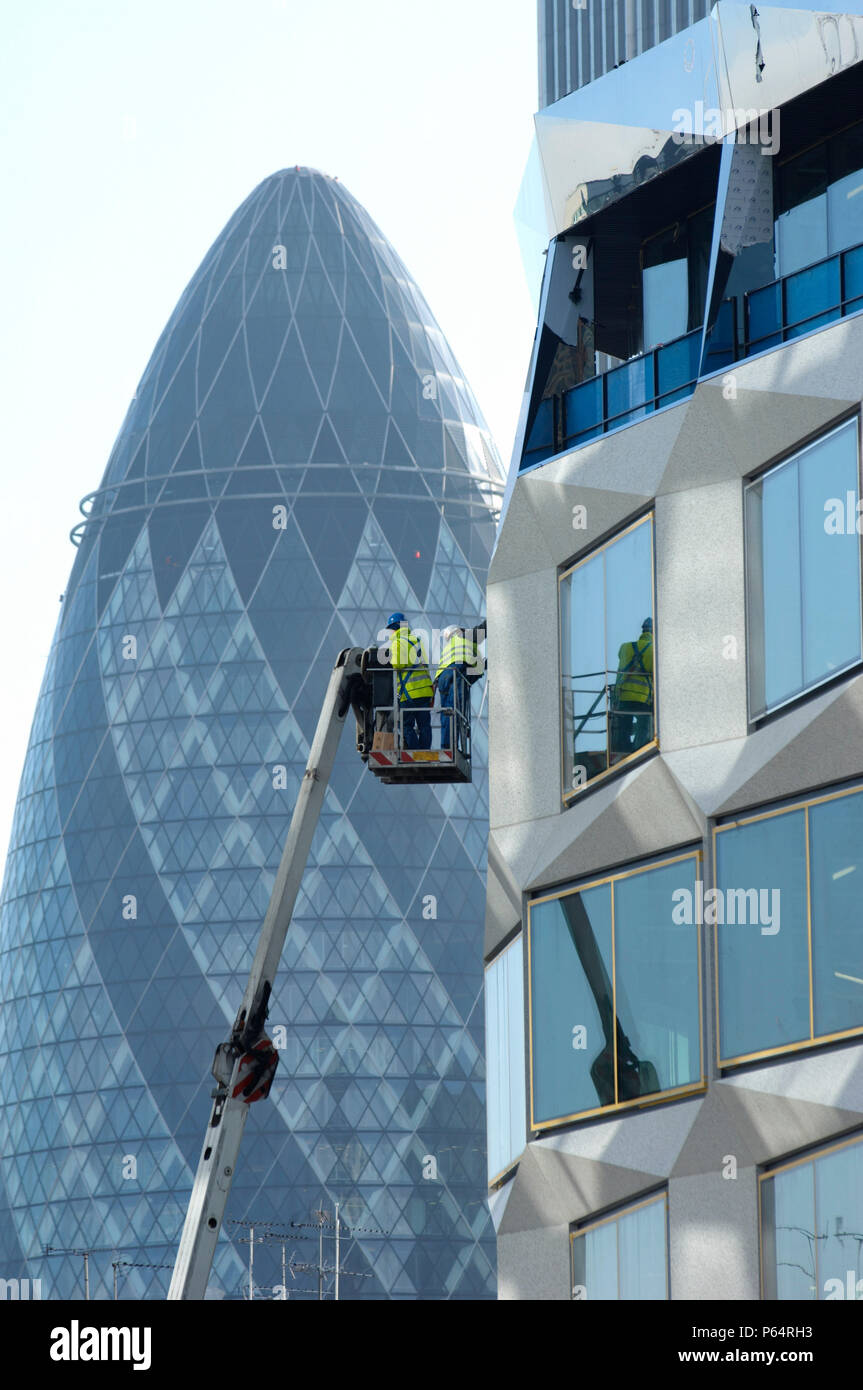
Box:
559;894;660;1108
168;644;478;1299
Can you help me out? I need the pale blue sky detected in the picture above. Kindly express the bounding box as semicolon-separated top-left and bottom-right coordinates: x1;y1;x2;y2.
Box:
0;1;538;858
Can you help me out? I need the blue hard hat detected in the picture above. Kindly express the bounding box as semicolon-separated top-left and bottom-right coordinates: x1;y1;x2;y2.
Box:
386;612;406;629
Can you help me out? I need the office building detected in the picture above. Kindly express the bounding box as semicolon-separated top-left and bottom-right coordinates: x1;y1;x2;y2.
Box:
487;2;863;1299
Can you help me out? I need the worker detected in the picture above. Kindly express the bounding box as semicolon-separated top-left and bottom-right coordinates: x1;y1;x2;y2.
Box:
610;616;654;759
435;624;482;753
384;612;434;750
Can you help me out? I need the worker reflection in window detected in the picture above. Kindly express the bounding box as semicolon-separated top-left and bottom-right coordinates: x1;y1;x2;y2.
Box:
609;617;654;761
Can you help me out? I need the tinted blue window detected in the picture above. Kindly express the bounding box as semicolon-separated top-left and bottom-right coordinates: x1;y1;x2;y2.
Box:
746;418;861;719
572;1193;668;1301
485;938;526;1182
715;809;809;1062
561;515;655;794
762;1135;863;1299
529;855;701;1127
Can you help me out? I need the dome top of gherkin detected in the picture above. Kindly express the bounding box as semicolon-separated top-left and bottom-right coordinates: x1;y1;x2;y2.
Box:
68;169;503;617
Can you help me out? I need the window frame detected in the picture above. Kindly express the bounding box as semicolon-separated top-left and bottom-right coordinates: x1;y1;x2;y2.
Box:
570;1188;670;1301
526;848;705;1132
559;511;658;806
758;1129;863;1300
713;781;863;1068
743;414;863;724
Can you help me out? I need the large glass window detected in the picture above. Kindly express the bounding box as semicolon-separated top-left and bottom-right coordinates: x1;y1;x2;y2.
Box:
571;1191;669;1300
761;1133;863;1299
560;514;655;800
715;784;863;1066
485;936;526;1184
527;853;702;1129
745;418;861;720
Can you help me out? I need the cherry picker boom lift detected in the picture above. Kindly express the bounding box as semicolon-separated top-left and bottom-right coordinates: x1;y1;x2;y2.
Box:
167;643;476;1299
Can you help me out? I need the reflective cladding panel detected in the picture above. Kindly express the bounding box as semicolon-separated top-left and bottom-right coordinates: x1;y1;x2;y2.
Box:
571;1191;669;1301
533;5;863;240
560;515;655;799
760;1133;863;1299
745;418;862;720
484;936;526;1185
715;785;863;1067
0;168;504;1301
528;853;702;1129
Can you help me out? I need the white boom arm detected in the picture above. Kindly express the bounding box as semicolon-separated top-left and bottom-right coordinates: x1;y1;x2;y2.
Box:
168;647;366;1300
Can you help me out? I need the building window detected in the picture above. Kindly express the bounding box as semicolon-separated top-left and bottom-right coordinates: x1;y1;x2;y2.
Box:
485;935;526;1185
571;1191;669;1300
760;1133;863;1299
745;418;861;720
775;118;863;278
560;513;655;801
641;205;713;351
527;852;703;1129
715;784;863;1066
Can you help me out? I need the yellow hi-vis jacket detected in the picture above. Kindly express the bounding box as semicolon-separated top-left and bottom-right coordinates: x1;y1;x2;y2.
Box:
389;626;434;703
435;632;479;680
614;632;653;705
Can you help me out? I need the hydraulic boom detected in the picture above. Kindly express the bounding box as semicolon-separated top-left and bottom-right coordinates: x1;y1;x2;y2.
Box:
168;648;365;1300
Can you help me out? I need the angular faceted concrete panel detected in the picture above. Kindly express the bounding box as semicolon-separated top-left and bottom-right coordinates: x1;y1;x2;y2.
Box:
714;674;863;816
716;1044;863;1141
658;379;853;496
485;834;523;959
654;481;749;752
487;484;556;586
498;1144;667;1235
522;479;653;572
536;1094;703;1182
488;567;561;832
669;1169;760;1301
0;168;504;1301
523;756;704;890
535;404;685;500
498;1223;571;1300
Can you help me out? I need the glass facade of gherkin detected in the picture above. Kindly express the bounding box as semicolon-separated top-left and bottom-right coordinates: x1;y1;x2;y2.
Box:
0;167;504;1300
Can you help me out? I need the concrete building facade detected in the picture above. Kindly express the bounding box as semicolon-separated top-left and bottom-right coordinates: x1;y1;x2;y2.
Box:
487;3;863;1300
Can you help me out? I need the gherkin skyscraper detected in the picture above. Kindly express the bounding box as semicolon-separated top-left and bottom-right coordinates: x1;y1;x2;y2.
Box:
0;168;504;1299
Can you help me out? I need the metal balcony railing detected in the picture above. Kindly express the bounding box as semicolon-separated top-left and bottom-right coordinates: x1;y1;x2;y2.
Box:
522;237;863;471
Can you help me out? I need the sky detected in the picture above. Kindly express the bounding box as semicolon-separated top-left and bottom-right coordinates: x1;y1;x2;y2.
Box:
0;1;539;862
